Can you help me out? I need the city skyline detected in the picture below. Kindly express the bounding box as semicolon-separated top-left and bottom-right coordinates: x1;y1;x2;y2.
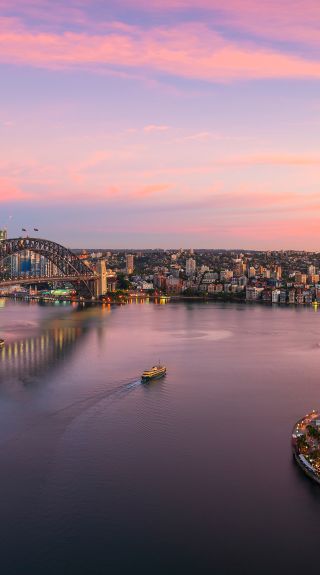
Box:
1;1;320;248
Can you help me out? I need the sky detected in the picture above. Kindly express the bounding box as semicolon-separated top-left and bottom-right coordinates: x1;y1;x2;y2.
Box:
1;0;320;249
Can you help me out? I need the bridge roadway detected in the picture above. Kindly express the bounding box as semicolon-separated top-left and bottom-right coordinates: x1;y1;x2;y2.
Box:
0;274;97;287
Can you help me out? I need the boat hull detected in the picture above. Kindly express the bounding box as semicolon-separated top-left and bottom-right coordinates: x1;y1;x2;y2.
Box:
141;370;166;383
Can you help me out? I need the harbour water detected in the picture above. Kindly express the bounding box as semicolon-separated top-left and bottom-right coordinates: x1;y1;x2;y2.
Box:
1;298;320;574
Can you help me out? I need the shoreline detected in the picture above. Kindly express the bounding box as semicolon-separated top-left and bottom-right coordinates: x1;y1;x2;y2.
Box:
1;292;320;307
292;412;320;485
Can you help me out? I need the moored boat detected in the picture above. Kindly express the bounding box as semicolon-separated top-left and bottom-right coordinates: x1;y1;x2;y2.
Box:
141;364;166;383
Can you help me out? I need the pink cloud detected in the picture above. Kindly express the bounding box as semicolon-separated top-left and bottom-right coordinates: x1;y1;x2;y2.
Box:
217;154;320;167
181;132;212;142
143;124;170;133
133;183;171;197
0;178;33;202
2;1;320;60
166;188;320;216
138;153;320;180
2;18;320;81
121;1;320;49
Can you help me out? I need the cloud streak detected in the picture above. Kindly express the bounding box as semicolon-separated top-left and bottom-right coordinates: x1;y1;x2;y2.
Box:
0;179;34;202
2;18;320;82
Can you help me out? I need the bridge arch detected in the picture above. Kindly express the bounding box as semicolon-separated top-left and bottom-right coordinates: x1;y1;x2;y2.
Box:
0;237;97;297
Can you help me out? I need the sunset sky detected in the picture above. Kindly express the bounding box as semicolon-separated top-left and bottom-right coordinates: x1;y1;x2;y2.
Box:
1;0;320;248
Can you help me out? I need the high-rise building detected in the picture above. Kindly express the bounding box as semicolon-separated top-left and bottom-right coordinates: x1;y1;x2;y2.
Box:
308;265;316;277
20;250;32;274
186;257;196;277
0;229;7;241
126;254;134;275
275;265;282;280
233;258;243;277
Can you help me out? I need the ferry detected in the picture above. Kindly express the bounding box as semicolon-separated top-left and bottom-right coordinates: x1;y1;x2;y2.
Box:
0;339;4;349
141;364;166;383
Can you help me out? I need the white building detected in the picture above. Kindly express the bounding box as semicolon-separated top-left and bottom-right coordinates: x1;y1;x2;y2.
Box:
272;289;281;303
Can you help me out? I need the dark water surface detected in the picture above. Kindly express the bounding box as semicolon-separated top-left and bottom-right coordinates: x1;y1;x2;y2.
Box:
1;298;320;574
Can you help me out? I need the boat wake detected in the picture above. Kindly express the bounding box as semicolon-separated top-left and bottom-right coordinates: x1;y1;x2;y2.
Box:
125;379;142;390
50;376;142;421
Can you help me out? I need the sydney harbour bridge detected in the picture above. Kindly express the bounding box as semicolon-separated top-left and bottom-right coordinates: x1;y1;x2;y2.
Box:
0;237;104;298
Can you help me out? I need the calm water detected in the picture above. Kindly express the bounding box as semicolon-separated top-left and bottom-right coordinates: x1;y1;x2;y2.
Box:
0;298;320;574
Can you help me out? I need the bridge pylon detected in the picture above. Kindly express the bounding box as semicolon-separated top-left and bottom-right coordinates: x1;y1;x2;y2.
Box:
94;260;107;298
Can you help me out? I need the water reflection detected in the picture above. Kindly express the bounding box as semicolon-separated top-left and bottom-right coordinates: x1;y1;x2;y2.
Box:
0;297;170;384
0;301;94;381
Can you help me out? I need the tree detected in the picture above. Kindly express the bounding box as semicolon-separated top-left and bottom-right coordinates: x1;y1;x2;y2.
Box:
117;274;131;290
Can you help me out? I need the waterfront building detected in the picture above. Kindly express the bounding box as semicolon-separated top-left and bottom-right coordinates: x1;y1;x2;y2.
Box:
272;289;281;303
280;289;287;304
289;289;296;304
303;290;312;304
296;290;304;304
141;281;153;291
246;286;264;301
262;290;272;303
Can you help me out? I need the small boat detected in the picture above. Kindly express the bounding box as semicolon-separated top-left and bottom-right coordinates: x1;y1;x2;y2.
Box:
0;339;4;349
141;364;166;383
